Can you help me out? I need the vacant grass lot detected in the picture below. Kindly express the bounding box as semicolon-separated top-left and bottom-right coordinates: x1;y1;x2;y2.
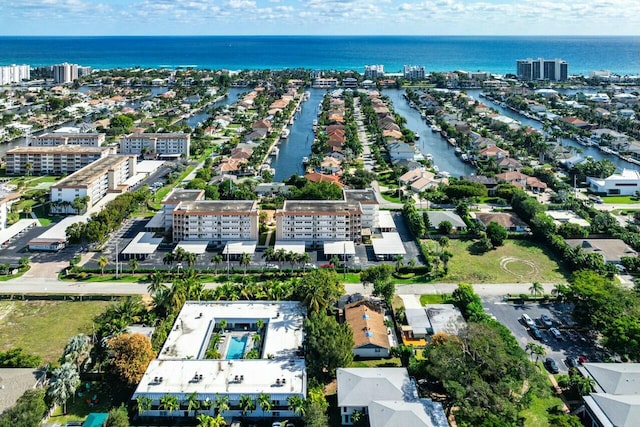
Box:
602;195;639;204
438;239;568;284
0;301;111;363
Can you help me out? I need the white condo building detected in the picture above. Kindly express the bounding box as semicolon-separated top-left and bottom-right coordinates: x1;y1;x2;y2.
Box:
52;63;79;84
587;169;640;196
364;65;385;79
4;145;110;176
132;301;307;422
0;64;30;85
49;155;136;213
516;58;568;81
404;65;426;81
31;132;105;147
119;133;190;158
171;200;259;244
0;191;20;230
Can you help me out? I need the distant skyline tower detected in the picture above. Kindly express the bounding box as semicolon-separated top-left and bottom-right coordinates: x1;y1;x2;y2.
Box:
52;62;79;84
516;58;568;81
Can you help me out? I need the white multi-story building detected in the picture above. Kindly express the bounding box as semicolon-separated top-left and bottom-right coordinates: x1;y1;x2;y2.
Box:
364;65;385;79
517;58;568;81
31;132;105;147
0;191;20;230
172;200;259;244
145;188;205;233
344;189;379;229
403;65;426;81
4;145;110;175
119;133;190;157
52;63;78;84
49;155;136;213
587;169;640;196
132;301;307;423
0;64;30;85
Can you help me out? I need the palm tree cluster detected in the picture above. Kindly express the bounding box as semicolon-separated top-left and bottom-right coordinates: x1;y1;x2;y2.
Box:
47;333;93;415
262;248;312;270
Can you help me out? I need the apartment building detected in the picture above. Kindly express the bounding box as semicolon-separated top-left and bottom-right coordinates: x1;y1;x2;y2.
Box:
119;133;190;157
344;188;379;229
517;58;568;81
404;65;426;81
0;64;30;85
31;132;105;147
4;145;110;175
0;191;20;230
171;200;259;244
49;155;136;213
145;188;205;232
275;200;363;246
52;63;78;84
364;64;385;79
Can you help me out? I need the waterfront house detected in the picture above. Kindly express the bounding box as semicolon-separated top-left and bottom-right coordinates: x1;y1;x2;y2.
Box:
320;156;342;174
462;175;498;195
587;169;640;195
498;157;523;171
479;145;510;160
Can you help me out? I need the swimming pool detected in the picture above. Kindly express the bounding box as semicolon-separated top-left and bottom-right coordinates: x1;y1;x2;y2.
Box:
226;335;248;360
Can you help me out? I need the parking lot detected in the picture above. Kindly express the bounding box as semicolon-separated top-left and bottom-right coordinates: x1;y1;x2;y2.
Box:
482;299;602;374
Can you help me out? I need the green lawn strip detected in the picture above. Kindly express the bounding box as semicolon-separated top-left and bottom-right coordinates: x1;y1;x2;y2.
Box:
440;239;568;284
0;301;111;364
420;293;453;305
602;195;639;204
48;381;112;423
381;193;402;204
350;357;402;368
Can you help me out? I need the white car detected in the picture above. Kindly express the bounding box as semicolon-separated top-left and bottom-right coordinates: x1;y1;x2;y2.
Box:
521;313;535;328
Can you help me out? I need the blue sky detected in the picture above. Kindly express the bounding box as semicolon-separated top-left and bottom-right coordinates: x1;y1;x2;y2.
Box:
1;0;638;36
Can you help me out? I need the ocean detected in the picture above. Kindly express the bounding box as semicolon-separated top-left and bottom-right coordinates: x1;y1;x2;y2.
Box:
0;35;637;76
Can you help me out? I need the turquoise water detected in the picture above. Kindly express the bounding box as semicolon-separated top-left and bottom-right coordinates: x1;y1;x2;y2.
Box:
0;36;637;75
226;335;248;360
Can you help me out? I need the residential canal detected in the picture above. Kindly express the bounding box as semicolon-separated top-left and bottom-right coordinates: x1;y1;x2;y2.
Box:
182;87;246;128
465;89;637;170
272;88;324;181
383;89;475;177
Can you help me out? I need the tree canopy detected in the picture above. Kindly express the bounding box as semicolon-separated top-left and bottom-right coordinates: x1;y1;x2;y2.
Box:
108;333;156;386
303;312;353;381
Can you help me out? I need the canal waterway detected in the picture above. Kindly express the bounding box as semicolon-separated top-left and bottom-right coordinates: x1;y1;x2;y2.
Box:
272;89;324;181
465;89;638;171
182;87;246;128
383;89;475;177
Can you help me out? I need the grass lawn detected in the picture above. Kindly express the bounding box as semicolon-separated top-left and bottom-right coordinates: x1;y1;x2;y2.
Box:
602;195;640;204
0;301;111;364
420;294;453;305
520;394;566;427
440;239;568;284
381;192;402;204
48;381;113;424
350;357;402;368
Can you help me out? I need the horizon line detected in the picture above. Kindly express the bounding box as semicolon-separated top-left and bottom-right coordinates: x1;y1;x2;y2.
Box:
0;34;637;38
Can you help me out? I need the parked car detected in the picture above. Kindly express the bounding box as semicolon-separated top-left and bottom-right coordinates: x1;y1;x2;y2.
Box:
565;357;579;368
540;314;553;327
265;264;279;270
578;355;589;364
529;326;543;340
550;327;563;340
545;357;559;374
521;313;535;328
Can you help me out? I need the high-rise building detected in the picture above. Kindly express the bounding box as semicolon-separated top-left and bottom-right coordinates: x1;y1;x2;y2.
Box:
403;65;426;81
516;58;568;81
0;64;30;85
364;65;385;79
52;63;79;84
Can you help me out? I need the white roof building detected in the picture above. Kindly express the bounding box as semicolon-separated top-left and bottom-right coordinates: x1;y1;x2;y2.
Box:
133;301;307;422
588;169;640;196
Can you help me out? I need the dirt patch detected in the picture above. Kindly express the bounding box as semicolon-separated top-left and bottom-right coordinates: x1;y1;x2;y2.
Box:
0;302;15;322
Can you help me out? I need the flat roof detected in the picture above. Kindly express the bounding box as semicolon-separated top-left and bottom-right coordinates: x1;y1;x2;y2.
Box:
136;160;165;174
5;145;108;154
426;304;466;335
280;200;358;214
372;232;406;256
224;241;257;255
405;309;430;335
122;132;189;139
175;241;208;255
378;210;396;229
145;211;165;229
546;210;590;227
121;232;163;255
324;240;356;255
30;214;90;242
344;189;378;205
162;188;204;204
132;301;306;399
0;219;38;244
52;155;133;189
176;200;258;214
274;241;306;255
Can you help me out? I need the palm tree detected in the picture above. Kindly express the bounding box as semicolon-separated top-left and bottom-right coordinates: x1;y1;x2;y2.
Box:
257;392;273;416
47;362;80;414
197;413;227;427
98;256;108;275
136;395;153;416
287;251;298;270
262;247;275;266
159;393;179;416
239;394;256;418
529;281;544;296
147;271;166;295
185;252;198;269
212;254;223;274
239;252;252;275
330;254;340;269
275;249;287;269
299;252;312;270
183;391;200;416
163;252;175;267
287;395;306;416
62;334;91;370
394;254;404;272
129;258;139;275
24;162;33;177
215;394;230;415
575;376;595;396
256;319;265;331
